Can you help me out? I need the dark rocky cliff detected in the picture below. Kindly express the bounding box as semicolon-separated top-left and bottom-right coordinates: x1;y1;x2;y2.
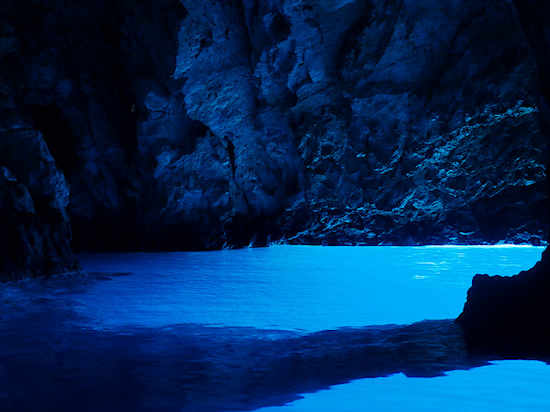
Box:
457;0;550;357
1;0;548;279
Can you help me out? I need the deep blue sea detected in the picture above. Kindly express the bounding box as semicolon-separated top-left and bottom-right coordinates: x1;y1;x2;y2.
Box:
77;245;542;331
1;246;549;411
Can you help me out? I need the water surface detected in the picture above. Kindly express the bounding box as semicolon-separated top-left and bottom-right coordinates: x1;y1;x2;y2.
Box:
254;360;550;412
77;245;543;331
1;245;548;411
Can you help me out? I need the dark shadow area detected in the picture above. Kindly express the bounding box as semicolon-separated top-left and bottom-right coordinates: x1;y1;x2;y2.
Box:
0;274;494;412
28;104;79;175
0;320;489;412
458;247;550;358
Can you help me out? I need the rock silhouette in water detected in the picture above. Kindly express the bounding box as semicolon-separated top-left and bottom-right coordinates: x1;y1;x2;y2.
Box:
458;248;550;356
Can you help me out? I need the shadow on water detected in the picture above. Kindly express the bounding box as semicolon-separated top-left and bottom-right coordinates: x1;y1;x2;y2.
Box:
0;273;508;412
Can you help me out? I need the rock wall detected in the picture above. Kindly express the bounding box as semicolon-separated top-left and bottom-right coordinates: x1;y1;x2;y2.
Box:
0;122;77;279
457;0;550;357
1;0;548;278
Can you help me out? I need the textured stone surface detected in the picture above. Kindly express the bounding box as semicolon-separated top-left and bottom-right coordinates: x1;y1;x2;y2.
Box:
0;121;77;279
272;0;547;245
457;0;550;357
1;0;549;277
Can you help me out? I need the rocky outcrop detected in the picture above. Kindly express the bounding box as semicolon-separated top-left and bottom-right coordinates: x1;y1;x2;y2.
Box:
0;121;77;279
0;0;189;253
172;0;548;247
1;0;548;277
457;0;550;357
272;0;547;246
457;248;550;356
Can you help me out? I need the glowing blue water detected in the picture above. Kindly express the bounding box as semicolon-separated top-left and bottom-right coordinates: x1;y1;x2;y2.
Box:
2;246;549;411
254;360;550;412
78;246;550;412
79;245;544;331
79;246;550;411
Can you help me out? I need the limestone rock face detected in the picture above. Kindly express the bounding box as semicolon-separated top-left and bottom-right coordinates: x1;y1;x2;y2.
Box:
268;0;547;245
0;0;548;277
457;0;550;357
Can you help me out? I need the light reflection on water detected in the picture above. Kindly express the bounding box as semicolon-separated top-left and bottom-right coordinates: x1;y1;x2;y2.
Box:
77;245;544;331
1;245;548;411
253;360;550;412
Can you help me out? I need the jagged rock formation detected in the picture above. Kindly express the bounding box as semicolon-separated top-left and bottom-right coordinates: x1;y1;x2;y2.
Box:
0;123;77;279
458;248;550;356
457;0;550;357
1;0;548;278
